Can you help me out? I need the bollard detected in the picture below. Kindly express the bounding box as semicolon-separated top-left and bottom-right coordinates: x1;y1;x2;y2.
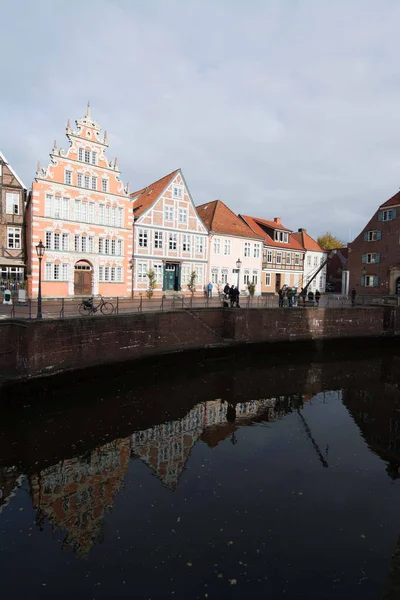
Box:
3;289;12;305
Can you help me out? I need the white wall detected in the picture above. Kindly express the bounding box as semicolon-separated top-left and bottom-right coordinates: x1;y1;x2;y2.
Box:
303;251;328;291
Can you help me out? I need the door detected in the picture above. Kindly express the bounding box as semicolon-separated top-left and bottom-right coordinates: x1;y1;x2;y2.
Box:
275;273;281;292
74;263;92;295
164;263;177;291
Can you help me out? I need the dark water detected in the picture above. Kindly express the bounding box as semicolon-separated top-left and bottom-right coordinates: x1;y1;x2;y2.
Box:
1;343;400;599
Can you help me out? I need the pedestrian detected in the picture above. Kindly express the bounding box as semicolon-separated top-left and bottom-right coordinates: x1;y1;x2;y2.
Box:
287;288;294;308
307;290;314;306
203;284;207;298
278;288;284;308
300;287;307;307
234;286;240;308
315;290;321;307
207;281;213;298
229;285;235;307
223;283;230;298
351;288;356;307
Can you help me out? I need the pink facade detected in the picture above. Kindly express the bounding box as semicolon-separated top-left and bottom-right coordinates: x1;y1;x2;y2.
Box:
27;105;133;299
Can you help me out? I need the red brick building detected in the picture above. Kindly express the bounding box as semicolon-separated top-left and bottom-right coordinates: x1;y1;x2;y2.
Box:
348;191;400;295
326;247;348;293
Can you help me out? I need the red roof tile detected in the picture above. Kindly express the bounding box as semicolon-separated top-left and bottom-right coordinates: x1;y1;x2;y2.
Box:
380;190;400;209
196;200;262;239
240;215;305;251
130;169;180;218
292;230;325;253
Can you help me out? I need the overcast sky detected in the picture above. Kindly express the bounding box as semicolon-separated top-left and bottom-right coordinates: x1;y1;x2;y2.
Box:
1;0;400;242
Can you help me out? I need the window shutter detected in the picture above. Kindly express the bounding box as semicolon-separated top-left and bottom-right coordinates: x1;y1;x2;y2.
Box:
361;275;366;286
392;208;397;219
373;276;379;287
361;254;366;263
377;230;382;240
377;211;383;221
364;231;369;241
6;194;13;214
375;253;380;263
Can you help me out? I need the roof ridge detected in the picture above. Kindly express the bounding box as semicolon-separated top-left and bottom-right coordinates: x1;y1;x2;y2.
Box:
130;168;179;197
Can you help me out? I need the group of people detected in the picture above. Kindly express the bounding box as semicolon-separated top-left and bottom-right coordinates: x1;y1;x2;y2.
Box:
223;283;240;308
278;286;322;308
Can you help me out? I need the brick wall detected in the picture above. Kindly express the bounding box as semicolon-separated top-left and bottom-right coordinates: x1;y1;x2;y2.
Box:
0;307;398;384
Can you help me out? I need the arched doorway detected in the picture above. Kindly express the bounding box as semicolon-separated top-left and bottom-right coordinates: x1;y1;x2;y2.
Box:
74;260;92;295
396;277;400;296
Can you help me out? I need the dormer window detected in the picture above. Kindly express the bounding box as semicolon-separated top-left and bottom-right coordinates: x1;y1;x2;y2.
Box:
173;185;183;199
274;231;289;243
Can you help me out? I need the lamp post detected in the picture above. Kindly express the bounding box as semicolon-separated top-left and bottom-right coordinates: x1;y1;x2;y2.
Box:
236;258;242;289
36;240;45;319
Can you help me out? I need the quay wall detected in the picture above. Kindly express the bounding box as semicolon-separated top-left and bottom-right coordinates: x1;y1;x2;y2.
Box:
0;307;398;383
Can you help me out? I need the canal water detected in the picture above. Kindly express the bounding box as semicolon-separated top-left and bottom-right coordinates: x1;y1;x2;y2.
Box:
1;343;400;599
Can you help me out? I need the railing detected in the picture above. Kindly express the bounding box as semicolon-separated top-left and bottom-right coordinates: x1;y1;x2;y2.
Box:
1;293;398;320
0;279;24;296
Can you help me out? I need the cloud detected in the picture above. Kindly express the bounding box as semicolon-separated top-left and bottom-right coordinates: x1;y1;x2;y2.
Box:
1;0;400;241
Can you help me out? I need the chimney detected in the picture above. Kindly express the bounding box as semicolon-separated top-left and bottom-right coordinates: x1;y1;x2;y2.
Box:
274;217;281;225
298;228;307;233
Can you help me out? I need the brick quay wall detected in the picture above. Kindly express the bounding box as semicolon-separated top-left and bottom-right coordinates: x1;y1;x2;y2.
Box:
0;307;399;384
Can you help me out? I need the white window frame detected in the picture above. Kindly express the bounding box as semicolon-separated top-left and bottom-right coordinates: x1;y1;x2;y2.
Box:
295;253;300;266
178;208;188;224
196;236;204;253
168;233;177;250
64;170;72;186
253;244;260;258
224;239;231;255
265;272;271;286
244;242;251;257
276;252;282;264
173;185;184;199
6;193;19;215
7;227;21;249
164;205;173;222
138;229;148;248
102;178;108;192
137;262;147;283
154;231;163;250
213;238;221;254
267;250;272;263
286;252;291;264
182;234;191;252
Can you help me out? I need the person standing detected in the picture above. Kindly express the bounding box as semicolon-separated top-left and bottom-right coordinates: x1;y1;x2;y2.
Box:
229;285;235;307
207;281;213;298
315;290;321;307
278;288;284;308
234;286;240;308
351;288;356;307
223;283;230;298
300;287;307;307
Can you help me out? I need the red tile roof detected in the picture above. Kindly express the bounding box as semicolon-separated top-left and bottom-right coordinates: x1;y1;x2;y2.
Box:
196;200;262;239
130;169;180;218
240;215;305;250
292;230;325;253
380;190;400;209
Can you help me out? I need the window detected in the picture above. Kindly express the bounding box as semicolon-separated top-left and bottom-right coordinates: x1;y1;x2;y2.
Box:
118;208;124;227
211;268;219;284
53;263;59;280
54;196;61;218
276;252;282;264
105;239;110;254
81;236;87;252
45;263;68;281
168;233;177;250
221;268;228;284
77;174;83;187
84;175;90;189
89;202;95;223
54;232;60;250
254;244;260;258
194;265;203;284
7;227;21;249
84;150;91;163
137;262;147;282
105;205;110;225
91;177;97;190
224;240;231;255
117;239;123;255
164;205;173;221
244;270;250;284
178;208;188;224
153;264;163;284
111;207;116;227
307;255;311;266
362;275;379;287
196;236;204;253
379;209;397;222
154;231;163;249
286;252;291;265
213;238;220;254
62;264;68;281
91;152;97;165
252;270;258;285
116;267;122;282
295;253;300;266
111;239;116;255
45;231;51;249
364;230;382;241
99;238;104;254
102;179;108;192
75;235;80;252
319;276;324;289
274;231;289;243
267;250;272;263
104;267;110;282
78;148;83;161
138;229;148;248
111;267;116;282
182;234;191;252
99;204;105;224
6;193;19;215
244;242;251;257
81;202;88;223
62;233;69;251
65;171;72;185
173;186;183;198
265;272;271;286
45;195;52;217
314;256;318;266
181;265;190;285
363;253;380;264
62;198;69;219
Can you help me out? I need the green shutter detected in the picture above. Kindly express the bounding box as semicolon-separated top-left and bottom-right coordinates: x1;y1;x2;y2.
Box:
377;230;382;240
375;253;380;263
378;211;383;221
392;208;397;219
364;231;369;241
373;276;379;287
361;275;366;286
361;254;367;263
162;265;166;291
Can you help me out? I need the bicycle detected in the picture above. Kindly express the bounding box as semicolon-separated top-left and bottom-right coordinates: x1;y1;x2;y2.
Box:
78;295;114;316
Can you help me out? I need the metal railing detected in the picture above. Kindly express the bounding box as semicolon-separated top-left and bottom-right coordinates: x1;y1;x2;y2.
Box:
1;293;398;320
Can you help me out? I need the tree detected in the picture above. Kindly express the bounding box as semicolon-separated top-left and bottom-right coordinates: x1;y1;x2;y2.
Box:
247;282;256;297
187;271;197;298
317;232;346;250
146;268;157;299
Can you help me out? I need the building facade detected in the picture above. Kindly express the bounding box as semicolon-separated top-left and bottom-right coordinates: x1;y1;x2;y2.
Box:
240;215;305;294
326;247;348;293
130;169;208;295
196;200;263;295
348;190;400;295
292;228;327;292
0;151;26;288
26;105;132;299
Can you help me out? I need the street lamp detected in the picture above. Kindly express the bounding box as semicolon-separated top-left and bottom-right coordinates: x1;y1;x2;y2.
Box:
36;240;45;319
236;258;242;288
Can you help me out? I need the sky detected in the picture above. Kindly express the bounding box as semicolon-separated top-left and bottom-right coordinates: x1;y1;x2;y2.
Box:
1;0;400;242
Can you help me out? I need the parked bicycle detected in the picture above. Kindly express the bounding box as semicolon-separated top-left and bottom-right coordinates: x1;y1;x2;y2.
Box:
78;295;114;316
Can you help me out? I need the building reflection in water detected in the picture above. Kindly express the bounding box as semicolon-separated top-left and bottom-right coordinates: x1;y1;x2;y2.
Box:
28;396;300;556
